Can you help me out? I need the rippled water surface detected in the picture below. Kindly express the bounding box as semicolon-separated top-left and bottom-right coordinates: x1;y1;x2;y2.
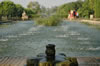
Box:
0;20;100;57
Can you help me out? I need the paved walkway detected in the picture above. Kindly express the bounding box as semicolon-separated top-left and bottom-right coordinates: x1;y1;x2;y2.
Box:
0;57;100;66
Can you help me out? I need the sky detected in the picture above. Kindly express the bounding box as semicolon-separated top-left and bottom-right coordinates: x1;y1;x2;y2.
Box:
0;0;77;8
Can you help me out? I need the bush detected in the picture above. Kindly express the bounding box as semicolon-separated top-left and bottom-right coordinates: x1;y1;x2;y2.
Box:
35;15;62;26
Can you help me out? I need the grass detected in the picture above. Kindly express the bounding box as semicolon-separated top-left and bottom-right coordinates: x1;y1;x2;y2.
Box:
35;15;62;26
0;24;9;28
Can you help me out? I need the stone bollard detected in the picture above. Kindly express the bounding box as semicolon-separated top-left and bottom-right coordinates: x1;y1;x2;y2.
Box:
45;44;55;61
26;44;78;66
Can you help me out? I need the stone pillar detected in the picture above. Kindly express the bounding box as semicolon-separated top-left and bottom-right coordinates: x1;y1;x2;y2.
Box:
90;14;94;20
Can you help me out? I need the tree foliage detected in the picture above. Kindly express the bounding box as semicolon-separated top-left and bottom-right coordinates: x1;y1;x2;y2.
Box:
15;4;24;17
56;0;83;18
55;0;100;19
0;0;24;20
94;0;100;18
78;0;92;18
0;0;42;20
27;1;40;14
0;1;16;17
25;8;36;18
78;0;100;18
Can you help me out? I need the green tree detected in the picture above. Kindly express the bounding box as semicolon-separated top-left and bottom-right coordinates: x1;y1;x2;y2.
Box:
27;1;40;14
0;1;26;20
40;6;46;13
88;0;95;10
0;2;3;20
25;8;35;18
78;0;100;18
15;4;24;17
0;1;16;17
94;0;100;18
56;1;83;18
78;0;93;18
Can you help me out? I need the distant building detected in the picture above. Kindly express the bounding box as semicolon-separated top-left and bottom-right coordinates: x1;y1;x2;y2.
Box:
22;11;28;20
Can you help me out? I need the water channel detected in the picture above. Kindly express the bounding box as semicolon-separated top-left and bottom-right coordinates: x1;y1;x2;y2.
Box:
0;20;100;57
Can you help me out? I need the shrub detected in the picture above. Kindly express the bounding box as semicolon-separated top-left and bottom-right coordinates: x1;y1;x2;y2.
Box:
35;15;62;26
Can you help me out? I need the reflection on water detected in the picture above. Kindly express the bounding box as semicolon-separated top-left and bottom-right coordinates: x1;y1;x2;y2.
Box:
0;20;100;57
